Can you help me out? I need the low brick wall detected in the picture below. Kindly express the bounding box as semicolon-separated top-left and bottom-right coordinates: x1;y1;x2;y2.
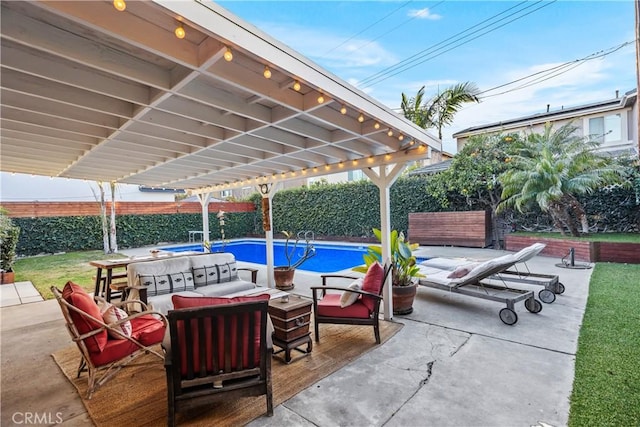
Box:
505;235;640;264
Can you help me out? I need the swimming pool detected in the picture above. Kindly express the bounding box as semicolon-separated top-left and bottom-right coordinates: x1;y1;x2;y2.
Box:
162;239;370;273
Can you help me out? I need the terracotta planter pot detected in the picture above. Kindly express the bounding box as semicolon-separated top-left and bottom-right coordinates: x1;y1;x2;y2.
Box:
392;283;417;315
1;271;15;285
274;267;295;291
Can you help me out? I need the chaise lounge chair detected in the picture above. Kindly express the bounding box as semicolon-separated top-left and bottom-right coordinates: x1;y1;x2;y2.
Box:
417;253;543;325
420;243;564;303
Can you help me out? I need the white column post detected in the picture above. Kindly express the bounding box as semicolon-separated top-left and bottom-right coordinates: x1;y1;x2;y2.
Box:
197;193;212;244
362;162;407;320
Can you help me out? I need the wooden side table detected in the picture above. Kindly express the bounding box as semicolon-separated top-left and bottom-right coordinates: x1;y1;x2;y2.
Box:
268;295;313;364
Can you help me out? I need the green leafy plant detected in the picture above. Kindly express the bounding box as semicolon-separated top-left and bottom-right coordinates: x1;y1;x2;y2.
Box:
281;230;316;270
353;228;423;286
0;209;20;273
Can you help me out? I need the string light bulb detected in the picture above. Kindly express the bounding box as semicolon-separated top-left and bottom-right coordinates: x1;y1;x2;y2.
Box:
317;93;325;104
174;23;185;39
387;129;394;137
398;134;404;141
358;113;365;123
374;122;380;129
223;47;233;62
293;80;301;91
263;66;271;79
113;0;126;11
340;105;347;115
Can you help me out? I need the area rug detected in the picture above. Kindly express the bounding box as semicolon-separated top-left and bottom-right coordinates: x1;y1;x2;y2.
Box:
52;320;402;427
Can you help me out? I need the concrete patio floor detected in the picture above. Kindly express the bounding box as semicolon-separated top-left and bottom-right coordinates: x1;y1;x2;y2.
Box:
0;246;594;426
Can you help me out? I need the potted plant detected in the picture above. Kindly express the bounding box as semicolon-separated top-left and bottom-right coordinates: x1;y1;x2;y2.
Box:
274;231;316;290
0;210;20;285
353;228;423;315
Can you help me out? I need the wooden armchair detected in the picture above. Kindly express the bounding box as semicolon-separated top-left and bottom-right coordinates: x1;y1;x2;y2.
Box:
52;282;167;399
164;298;273;427
311;261;392;344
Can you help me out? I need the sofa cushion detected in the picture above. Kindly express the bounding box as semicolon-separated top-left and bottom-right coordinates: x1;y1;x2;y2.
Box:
62;281;108;353
194;280;256;298
318;294;371;318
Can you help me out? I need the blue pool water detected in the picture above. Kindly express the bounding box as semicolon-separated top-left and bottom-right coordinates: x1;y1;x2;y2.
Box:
162;240;370;273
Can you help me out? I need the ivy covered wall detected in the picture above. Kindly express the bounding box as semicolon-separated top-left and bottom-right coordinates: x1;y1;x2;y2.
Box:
13;175;638;257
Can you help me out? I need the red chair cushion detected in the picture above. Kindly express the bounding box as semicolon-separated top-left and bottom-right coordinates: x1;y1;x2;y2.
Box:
360;262;384;312
171;294;270;376
89;314;166;367
62;281;107;353
317;293;371;318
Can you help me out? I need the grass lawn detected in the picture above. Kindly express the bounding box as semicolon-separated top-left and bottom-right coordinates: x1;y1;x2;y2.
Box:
513;232;640;243
13;250;125;300
568;262;640;426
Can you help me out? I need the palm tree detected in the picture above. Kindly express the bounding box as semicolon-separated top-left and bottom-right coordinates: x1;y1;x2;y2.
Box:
400;82;480;139
498;122;627;236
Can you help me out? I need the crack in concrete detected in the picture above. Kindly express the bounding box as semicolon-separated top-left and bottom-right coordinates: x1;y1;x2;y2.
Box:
450;333;472;357
383;361;435;426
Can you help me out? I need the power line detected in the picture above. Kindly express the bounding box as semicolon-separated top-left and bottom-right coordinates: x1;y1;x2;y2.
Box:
360;0;557;88
320;1;414;58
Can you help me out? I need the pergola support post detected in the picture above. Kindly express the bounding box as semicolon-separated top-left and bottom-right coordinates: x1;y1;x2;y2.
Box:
258;183;277;288
362;162;408;320
197;193;212;245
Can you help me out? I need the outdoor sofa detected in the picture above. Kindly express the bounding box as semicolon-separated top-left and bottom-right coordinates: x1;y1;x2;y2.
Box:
126;252;258;314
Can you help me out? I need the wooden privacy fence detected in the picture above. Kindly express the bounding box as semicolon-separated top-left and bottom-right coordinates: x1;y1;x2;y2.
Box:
0;201;255;218
408;211;492;248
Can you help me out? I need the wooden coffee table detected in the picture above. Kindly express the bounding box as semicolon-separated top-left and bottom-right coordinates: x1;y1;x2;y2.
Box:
268;295;313;364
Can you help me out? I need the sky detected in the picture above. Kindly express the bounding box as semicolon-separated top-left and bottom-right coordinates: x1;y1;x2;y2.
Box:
217;0;638;154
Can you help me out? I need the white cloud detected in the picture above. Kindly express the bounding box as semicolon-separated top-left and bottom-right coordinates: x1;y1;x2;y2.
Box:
408;8;442;20
259;22;398;69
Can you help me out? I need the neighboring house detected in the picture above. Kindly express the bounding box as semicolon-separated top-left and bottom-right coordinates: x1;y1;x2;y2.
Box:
453;89;638;157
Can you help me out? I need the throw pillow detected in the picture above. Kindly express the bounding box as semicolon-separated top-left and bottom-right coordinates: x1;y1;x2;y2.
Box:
98;300;132;339
218;262;239;283
139;271;194;297
360;262;385;312
192;265;219;288
447;265;474;279
339;278;363;308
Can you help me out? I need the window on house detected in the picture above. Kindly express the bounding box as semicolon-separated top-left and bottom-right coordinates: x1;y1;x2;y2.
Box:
220;189;232;198
589;114;622;144
347;170;365;181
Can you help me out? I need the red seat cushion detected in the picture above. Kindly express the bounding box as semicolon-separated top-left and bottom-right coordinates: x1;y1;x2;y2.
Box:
88;314;166;367
62;281;107;353
360;262;385;312
171;294;270;375
317;293;371;318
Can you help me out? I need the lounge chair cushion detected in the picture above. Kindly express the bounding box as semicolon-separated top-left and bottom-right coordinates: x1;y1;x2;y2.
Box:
361;262;385;312
317;294;371;318
340;278;363;308
139;271;195;297
512;243;546;263
62;281;108;353
465;254;517;280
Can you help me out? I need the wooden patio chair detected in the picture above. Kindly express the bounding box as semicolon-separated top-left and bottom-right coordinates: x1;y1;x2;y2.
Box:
164;298;273;427
51;282;167;399
311;261;392;344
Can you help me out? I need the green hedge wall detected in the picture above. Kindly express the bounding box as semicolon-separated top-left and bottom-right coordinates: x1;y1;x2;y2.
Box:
13;175;638;256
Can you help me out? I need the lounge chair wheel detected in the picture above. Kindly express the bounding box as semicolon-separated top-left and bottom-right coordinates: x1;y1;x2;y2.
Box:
538;289;556;304
525;298;543;313
499;308;518;325
557;283;565;294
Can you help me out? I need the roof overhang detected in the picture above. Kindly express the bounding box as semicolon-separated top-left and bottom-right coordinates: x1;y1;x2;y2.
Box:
0;0;440;193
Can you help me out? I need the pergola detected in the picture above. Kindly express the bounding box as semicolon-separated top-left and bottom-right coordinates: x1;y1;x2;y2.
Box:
0;0;440;318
